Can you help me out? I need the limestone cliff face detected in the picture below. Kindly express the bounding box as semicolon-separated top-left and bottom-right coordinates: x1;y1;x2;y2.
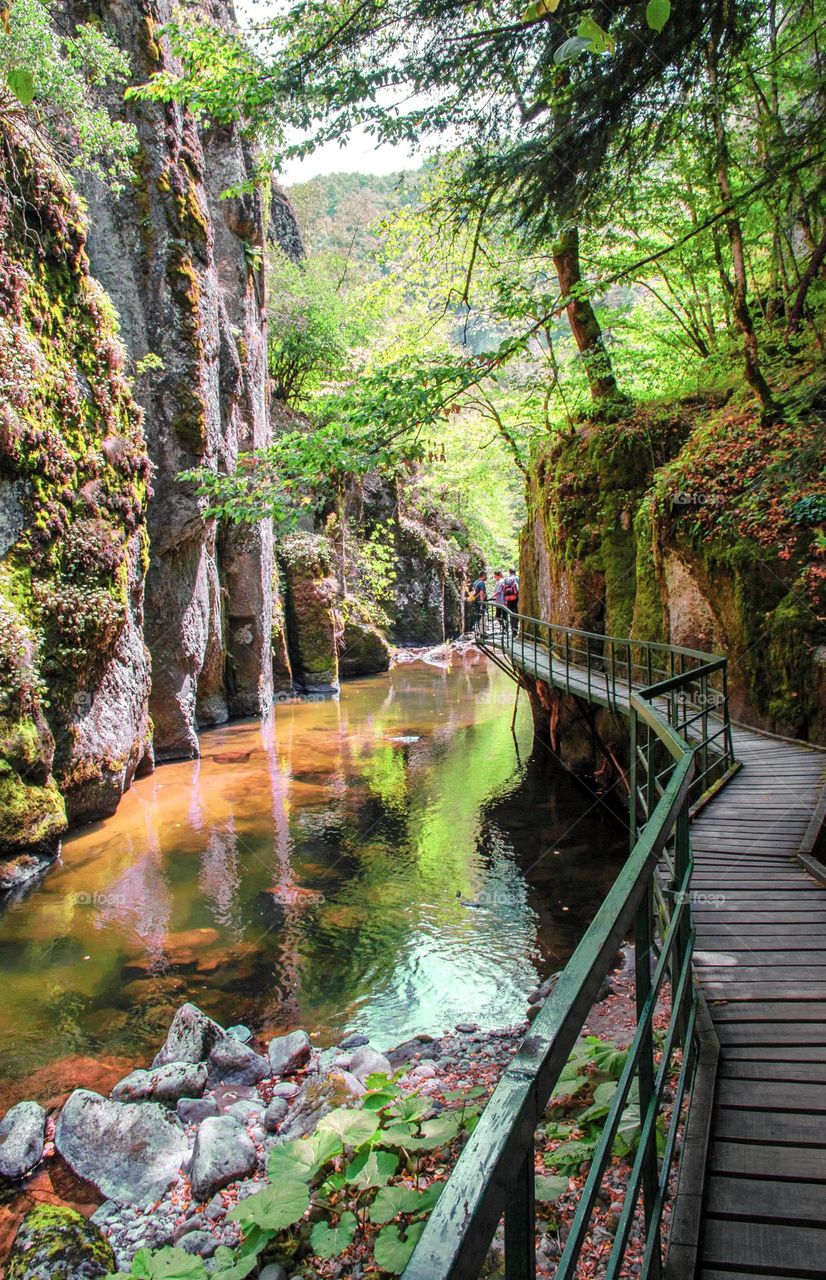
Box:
521;402;826;746
0;126;151;889
72;0;275;759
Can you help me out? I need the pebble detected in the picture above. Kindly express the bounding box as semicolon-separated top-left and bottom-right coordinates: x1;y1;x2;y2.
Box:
455;1022;479;1033
263;1098;289;1132
259;1266;288;1280
178;1229;218;1257
227;1024;253;1043
270;1081;301;1100
174;1214;206;1243
338;1033;369;1050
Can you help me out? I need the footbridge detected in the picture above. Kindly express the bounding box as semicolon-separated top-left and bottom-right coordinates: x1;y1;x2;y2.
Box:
404;605;826;1280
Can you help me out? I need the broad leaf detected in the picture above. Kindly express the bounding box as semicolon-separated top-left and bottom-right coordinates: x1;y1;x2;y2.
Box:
209;1247;259;1280
318;1106;380;1147
310;1211;357;1258
346;1147;398;1189
7;69;35;106
376;1121;418;1147
535;1174;569;1202
645;0;671;32
392;1095;429;1122
370;1182;444;1224
373;1220;426;1273
576;16;616;54
226;1179;310;1231
364;1090;398;1111
123;1249;207;1279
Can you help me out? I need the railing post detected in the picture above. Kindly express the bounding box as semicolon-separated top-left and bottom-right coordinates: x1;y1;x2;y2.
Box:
674;801;692;1045
635;876;661;1279
629;707;638;846
505;1141;536;1280
586;634;591;698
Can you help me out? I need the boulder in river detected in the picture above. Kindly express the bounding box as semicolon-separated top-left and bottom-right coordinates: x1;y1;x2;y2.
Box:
349;1045;392;1082
267;1030;311;1076
153;1003;226;1067
111;1061;208;1105
0;1100;46;1180
207;1036;270;1087
189;1115;257;1200
6;1205;115;1279
55;1089;191;1205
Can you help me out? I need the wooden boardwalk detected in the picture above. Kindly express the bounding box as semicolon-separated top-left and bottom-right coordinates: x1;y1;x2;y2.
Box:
481;630;826;1279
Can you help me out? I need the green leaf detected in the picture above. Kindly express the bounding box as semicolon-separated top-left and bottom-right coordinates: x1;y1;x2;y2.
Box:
377;1121;419;1147
267;1129;342;1182
318;1106;381;1147
310;1211;357;1258
346;1148;398;1189
645;0;671;32
209;1247;260;1280
554;35;592;64
226;1180;310;1231
576;16;616;54
373;1220;426;1273
121;1249;208;1279
370;1182;444;1224
8;69;35;105
392;1096;429;1122
535;1174;569;1202
364;1091;398;1111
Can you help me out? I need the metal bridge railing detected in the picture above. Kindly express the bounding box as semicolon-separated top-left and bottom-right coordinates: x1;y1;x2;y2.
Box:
403;605;736;1280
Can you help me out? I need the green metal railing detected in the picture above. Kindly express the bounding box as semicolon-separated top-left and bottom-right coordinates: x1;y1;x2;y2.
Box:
402;605;736;1280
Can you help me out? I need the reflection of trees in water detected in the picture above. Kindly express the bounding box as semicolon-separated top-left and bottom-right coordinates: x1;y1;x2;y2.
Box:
198;818;242;934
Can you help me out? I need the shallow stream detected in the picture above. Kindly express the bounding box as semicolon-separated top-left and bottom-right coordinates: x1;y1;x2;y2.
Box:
0;653;626;1105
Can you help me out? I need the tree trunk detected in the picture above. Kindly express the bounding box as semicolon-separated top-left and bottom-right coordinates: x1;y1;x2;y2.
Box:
552;226;622;403
707;44;776;417
788;229;826;333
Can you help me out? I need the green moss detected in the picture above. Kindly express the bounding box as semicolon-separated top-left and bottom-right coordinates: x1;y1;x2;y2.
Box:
6;1204;115;1280
0;768;66;853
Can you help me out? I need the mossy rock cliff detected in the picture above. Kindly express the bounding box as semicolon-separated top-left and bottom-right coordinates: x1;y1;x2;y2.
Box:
6;1205;115;1280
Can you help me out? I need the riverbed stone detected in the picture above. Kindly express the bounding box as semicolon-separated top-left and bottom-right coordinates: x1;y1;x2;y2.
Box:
0;1100;46;1179
153;1003;227;1067
6;1205;115;1280
271;1081;301;1100
178;1229;218;1258
55;1089;191;1205
267;1030;311;1076
227;1024;253;1043
189;1116;257;1200
225;1099;265;1125
338;1033;369;1050
263;1098;289;1132
277;1069;366;1142
178;1096;220;1125
258;1267;288;1280
208;1036;269;1086
112;1061;208;1105
348;1046;392;1082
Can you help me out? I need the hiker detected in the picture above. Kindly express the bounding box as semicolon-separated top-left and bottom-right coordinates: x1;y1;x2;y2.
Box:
502;568;519;634
470;571;488;632
491;570;507;633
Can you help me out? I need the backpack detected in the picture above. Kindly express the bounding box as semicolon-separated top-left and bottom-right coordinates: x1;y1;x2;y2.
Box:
503;576;519;605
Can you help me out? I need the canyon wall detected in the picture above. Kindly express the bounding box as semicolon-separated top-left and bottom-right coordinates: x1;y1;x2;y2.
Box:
520;400;826;757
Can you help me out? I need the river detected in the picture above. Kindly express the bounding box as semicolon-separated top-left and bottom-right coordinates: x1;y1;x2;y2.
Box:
0;652;626;1106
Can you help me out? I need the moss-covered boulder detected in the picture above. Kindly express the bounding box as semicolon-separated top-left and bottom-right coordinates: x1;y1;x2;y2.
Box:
279;533;341;692
339;615;393;678
5;1205;115;1280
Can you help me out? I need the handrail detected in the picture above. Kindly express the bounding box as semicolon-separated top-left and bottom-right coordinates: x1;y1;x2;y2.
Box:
403;604;736;1280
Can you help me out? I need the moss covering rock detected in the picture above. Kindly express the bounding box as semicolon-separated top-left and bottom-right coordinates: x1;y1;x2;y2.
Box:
279;533;341;692
5;1205;115;1280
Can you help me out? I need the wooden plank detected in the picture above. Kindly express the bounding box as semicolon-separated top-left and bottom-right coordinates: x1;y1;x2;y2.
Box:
704;1174;826;1224
712;1107;826;1146
714;1078;826;1113
701;1220;826;1276
720;1044;826;1061
708;1140;826;1181
719;1060;826;1083
715;1023;826;1047
709;1000;826;1021
694;935;826;948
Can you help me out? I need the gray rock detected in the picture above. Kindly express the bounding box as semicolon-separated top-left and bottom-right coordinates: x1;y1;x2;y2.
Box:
263;1098;289;1132
348;1046;392;1082
270;1081;301;1100
189;1116;257;1200
173;1214;207;1243
258;1266;288;1280
55;1090;191;1206
207;1037;269;1087
267;1030;311;1076
112;1062;208;1105
6;1204;115;1278
0;1100;46;1179
177;1096;220;1125
338;1033;369;1050
205;1195;227;1222
224;1099;264;1125
277;1069;366;1142
178;1229;218;1258
153;1004;226;1067
456;1022;479;1033
226;1025;252;1044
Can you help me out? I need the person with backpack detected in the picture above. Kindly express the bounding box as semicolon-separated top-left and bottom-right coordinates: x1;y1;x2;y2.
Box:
502;569;519;635
491;570;508;633
470;571;488;633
